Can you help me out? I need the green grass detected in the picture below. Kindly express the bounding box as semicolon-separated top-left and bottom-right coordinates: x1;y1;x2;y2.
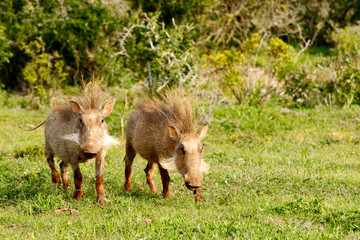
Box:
1;104;360;239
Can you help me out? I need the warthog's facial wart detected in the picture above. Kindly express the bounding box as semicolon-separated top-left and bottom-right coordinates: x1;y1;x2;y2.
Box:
63;132;119;149
159;156;176;171
199;159;210;173
103;133;120;149
159;156;209;173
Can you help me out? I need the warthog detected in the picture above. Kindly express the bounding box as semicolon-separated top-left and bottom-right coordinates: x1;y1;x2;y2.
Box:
123;90;209;202
21;82;118;205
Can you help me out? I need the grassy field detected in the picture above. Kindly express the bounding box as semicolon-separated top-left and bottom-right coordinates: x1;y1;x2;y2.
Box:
1;103;360;239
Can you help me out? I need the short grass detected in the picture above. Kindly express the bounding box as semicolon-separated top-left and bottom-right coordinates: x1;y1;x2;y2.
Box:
1;103;360;239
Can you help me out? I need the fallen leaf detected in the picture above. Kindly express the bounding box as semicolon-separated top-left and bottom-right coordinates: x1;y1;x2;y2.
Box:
144;218;153;224
54;207;79;215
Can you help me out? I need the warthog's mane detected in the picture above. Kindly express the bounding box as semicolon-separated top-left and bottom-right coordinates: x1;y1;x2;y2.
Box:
52;81;111;113
137;90;199;134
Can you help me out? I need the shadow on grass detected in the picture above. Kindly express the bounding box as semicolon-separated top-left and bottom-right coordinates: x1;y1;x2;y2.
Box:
12;144;45;159
270;198;360;232
0;169;67;207
108;181;165;201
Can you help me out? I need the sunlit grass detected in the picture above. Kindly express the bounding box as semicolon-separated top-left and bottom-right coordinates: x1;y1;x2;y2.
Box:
1;104;360;238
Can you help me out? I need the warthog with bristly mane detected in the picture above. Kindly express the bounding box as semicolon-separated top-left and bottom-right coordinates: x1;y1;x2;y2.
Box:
124;90;209;202
20;81;118;205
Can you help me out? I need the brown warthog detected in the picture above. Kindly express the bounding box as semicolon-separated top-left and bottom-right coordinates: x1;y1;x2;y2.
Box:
124;90;209;202
21;82;118;205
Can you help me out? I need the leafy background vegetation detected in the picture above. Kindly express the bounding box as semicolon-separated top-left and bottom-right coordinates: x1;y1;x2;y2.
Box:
1;0;360;238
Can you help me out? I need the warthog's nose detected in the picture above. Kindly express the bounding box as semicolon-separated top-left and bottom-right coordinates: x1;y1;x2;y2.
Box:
185;183;201;190
83;152;97;159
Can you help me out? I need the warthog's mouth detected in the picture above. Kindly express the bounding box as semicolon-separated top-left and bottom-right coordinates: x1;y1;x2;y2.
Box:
82;152;97;159
185;183;201;190
78;152;97;163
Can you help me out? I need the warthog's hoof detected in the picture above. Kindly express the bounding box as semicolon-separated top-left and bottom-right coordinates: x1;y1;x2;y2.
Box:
193;189;203;203
73;190;83;200
194;196;203;203
52;173;61;185
97;196;106;206
123;184;132;192
62;183;69;190
162;191;171;199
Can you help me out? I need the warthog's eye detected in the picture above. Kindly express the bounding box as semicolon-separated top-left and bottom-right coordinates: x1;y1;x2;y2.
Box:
101;119;105;123
79;117;83;125
178;144;185;154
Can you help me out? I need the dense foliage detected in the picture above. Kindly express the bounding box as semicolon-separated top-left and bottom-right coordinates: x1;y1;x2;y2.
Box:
1;0;360;107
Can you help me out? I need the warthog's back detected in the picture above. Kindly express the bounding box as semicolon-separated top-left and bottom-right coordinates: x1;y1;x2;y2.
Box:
126;108;175;163
45;108;80;160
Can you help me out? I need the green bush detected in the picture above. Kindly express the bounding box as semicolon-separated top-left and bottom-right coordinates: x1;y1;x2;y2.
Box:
333;66;360;106
332;25;360;59
329;25;360;107
204;34;294;106
0;24;12;68
128;0;212;26
0;0;127;90
122;12;198;95
282;66;324;108
22;38;67;105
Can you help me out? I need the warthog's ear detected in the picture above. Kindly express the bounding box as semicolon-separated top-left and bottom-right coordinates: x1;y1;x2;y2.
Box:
102;101;116;117
168;126;181;141
200;159;210;173
70;101;82;114
198;125;208;140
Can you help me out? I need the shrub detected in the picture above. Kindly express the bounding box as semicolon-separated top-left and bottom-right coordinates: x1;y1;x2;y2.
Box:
128;0;212;26
0;24;12;67
121;12;198;95
333;66;360;107
22;38;67;106
332;25;360;59
330;25;360;107
0;0;128;90
204;34;294;106
282;65;324;108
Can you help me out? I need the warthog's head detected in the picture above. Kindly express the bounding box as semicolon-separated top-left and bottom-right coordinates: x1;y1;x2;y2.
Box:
160;125;209;190
68;100;117;159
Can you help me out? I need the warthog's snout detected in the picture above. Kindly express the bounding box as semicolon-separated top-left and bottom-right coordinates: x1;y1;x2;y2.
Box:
80;143;99;159
185;183;201;190
184;173;203;190
83;152;97;159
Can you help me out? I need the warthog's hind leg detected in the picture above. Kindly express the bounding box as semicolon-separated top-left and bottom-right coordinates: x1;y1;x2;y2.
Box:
45;145;60;185
124;141;136;192
60;161;70;190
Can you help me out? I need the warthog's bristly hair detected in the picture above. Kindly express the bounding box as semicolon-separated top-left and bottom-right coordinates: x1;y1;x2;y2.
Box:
74;80;111;111
137;90;198;134
52;80;111;113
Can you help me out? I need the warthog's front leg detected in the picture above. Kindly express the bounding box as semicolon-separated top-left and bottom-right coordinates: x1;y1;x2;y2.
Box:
95;151;106;206
193;188;203;203
159;165;170;198
71;160;83;200
144;162;157;193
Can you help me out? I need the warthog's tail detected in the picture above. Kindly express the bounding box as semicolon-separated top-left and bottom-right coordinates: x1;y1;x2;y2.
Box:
18;119;47;131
